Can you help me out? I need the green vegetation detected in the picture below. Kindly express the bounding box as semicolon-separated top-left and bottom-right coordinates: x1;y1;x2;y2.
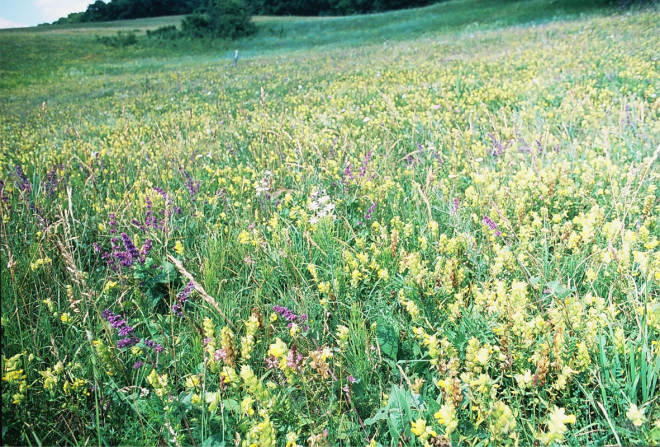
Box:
1;1;659;446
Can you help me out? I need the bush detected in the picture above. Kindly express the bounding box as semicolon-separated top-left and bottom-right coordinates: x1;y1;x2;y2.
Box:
96;31;139;48
180;13;213;38
146;25;180;40
160;0;256;40
209;0;256;39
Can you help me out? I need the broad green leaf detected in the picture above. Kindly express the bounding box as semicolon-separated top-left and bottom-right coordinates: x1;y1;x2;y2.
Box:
377;318;399;360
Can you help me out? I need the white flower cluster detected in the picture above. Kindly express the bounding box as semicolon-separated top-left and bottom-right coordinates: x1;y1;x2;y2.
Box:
308;189;336;224
255;171;273;197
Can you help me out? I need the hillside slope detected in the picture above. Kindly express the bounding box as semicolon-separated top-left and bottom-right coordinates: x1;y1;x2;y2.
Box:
0;0;625;91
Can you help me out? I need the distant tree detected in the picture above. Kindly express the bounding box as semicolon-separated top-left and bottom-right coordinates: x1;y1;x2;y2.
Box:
50;11;85;25
168;0;255;39
81;0;110;21
63;0;204;23
246;0;433;15
208;0;256;38
180;13;212;38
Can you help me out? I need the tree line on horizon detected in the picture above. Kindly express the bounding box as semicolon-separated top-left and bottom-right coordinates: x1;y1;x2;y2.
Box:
48;0;436;25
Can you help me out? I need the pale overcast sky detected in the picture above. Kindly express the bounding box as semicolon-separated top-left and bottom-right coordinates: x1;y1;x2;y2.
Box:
0;0;93;28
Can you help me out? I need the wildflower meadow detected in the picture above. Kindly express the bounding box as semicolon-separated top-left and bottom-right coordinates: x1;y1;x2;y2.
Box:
1;1;659;446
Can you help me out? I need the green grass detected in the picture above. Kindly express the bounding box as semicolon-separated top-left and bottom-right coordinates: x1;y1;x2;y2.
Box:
1;1;659;446
0;0;622;92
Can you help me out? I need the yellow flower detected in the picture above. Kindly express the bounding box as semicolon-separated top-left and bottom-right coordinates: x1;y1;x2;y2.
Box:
174;240;184;254
185;375;200;389
626;404;646;427
539;407;576;445
411;418;427;437
285;432;299;447
435;404;458;435
268;338;288;359
241;396;255;416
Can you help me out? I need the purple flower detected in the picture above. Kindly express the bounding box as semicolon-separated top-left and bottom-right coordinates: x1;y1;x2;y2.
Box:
121;233;140;261
153;187;167;200
133;361;143;369
92;243;102;252
343;163;354;181
177;281;194;304
108;213;118;234
180;169;200;202
117;337;138;349
273;305;299;322
487;133;509;157
144;338;164;353
118;325;135;336
359;151;373;177
145;196;157;228
483;215;502;237
453;198;460;214
140;238;152;262
44;166;62;197
0;179;9;204
286;349;303;369
132;218;146;233
102;309;134;337
214;349;227;362
347;375;356;383
14;165;31;193
365;202;377;221
265;356;278;370
171;281;194;317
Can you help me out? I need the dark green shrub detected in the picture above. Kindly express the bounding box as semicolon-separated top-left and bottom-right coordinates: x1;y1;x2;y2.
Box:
209;0;256;39
178;0;256;40
146;25;180;39
180;13;213;38
96;31;139;48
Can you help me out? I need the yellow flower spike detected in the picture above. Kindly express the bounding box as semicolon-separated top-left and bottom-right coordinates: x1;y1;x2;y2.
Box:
268;338;288;359
626;404;646;427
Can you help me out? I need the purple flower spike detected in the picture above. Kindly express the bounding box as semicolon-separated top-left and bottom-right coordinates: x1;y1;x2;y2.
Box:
483;215;502;237
14;165;31;193
359;151;373;177
144;338;163;353
117;337;138;349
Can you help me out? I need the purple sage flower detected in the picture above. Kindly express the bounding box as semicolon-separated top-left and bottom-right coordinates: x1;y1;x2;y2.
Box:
483;215;502;237
359;151;373;177
144;338;164;353
14;165;31;193
117;337;138;349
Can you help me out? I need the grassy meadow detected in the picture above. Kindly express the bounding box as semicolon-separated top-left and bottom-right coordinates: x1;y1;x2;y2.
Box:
1;0;660;446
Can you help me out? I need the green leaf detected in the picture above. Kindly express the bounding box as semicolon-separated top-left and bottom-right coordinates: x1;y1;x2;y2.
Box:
223;399;241;414
529;275;541;287
377;318;399;360
202;433;225;447
545;280;575;299
386;385;412;441
365;408;389;425
159;261;177;283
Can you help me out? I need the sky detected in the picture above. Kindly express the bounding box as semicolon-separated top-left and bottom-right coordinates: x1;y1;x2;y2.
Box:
0;0;93;28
